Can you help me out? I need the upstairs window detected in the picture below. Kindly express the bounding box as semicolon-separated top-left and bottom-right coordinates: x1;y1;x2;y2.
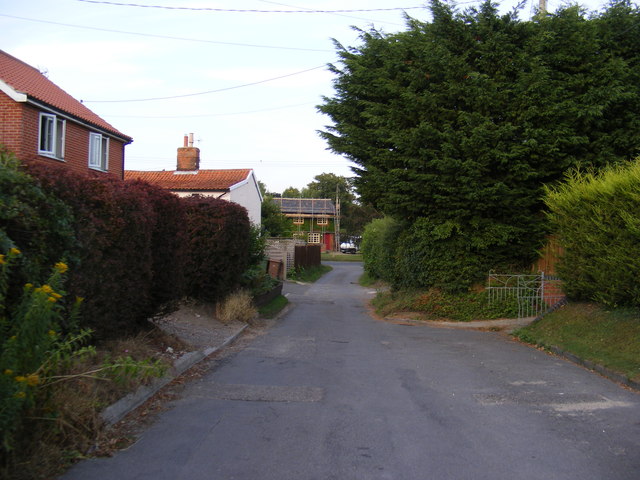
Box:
317;217;328;226
38;113;65;159
88;133;109;171
293;217;304;225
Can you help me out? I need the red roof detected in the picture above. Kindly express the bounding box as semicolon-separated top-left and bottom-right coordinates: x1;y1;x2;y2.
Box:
125;169;253;191
0;49;131;141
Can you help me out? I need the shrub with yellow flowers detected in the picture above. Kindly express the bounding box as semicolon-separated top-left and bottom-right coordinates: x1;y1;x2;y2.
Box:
0;249;86;453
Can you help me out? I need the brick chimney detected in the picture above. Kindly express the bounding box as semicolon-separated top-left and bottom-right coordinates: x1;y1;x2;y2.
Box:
177;133;200;171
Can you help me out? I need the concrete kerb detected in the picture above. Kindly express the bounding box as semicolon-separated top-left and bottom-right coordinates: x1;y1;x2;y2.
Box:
101;324;249;425
547;345;640;393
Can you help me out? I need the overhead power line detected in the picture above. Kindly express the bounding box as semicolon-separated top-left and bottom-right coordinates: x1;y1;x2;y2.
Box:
81;65;327;103
76;0;425;13
0;14;332;52
108;101;314;119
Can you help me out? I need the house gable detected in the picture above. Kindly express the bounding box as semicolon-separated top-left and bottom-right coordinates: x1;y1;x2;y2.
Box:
0;49;132;178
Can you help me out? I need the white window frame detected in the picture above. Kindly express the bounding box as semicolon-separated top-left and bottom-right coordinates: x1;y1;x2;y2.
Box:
317;217;328;226
293;217;304;225
88;132;109;171
308;233;321;244
38;113;65;160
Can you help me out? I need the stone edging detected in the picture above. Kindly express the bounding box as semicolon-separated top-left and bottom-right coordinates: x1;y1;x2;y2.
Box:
547;345;640;392
101;324;249;425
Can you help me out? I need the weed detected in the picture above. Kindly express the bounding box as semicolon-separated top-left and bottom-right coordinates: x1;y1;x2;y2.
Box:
216;290;257;325
372;287;518;322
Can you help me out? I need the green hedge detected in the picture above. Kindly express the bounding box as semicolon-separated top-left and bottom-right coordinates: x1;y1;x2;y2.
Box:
360;217;402;282
545;159;640;307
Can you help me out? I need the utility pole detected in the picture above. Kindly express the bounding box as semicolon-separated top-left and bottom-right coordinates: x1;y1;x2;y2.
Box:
334;185;340;252
539;0;547;15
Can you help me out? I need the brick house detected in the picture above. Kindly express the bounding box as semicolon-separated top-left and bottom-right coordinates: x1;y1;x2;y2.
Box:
0;49;132;178
272;197;337;251
125;135;263;225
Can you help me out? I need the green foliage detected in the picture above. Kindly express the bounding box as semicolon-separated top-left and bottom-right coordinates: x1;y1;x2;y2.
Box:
372;287;518;322
0;149;77;299
0;252;83;452
544;159;640;307
261;196;290;237
360;217;402;282
319;0;640;290
393;217;534;292
183;196;251;303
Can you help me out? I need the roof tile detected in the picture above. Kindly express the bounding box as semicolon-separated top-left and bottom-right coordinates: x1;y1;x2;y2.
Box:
125;169;252;190
0;49;131;141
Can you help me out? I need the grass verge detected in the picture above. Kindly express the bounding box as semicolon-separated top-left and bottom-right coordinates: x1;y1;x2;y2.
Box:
258;294;289;319
513;302;640;382
322;252;363;262
371;287;518;322
288;264;333;283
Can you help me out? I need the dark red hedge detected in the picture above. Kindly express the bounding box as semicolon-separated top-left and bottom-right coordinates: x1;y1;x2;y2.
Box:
183;196;250;303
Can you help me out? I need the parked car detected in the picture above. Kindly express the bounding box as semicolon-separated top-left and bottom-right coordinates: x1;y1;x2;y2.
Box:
340;242;357;254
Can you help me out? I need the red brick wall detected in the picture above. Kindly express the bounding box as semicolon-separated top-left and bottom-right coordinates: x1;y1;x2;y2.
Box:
0;91;125;178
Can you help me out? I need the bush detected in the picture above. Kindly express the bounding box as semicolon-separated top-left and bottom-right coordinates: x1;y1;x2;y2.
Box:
126;180;186;308
183;196;251;303
392;218;532;293
27;163;156;339
545;159;640;307
360;217;402;282
0;150;77;301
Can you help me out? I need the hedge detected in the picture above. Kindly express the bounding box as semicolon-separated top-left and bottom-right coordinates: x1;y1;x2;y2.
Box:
545;159;640;307
183;195;251;303
27;163;156;338
360;217;402;282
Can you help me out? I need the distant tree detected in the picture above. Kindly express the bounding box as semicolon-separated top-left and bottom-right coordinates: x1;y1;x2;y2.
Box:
318;0;640;290
261;196;290;237
282;186;301;198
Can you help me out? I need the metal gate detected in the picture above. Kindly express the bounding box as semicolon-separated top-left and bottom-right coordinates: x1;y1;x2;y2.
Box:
487;272;566;320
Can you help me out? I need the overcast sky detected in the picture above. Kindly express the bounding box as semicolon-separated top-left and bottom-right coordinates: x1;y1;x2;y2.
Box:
1;0;607;193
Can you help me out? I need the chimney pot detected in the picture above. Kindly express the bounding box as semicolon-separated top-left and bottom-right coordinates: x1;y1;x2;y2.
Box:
183;135;188;147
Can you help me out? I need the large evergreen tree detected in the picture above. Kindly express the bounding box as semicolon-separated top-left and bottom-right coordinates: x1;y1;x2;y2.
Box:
318;0;640;290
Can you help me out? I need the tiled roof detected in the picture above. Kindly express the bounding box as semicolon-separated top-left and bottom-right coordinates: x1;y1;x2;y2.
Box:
273;198;336;215
124;169;252;190
0;49;131;141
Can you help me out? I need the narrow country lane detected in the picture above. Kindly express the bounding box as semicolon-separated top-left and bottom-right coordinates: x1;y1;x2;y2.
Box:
62;262;640;480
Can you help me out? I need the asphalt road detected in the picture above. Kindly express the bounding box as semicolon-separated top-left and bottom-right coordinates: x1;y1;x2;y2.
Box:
62;262;640;480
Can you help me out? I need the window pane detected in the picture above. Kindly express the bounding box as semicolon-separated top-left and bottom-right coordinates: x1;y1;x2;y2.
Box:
39;115;53;152
55;118;65;159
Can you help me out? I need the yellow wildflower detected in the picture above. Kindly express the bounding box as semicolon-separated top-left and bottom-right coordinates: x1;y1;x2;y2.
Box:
4;369;13;375
51;292;62;299
25;283;33;289
47;297;57;303
54;262;68;274
0;255;5;265
9;248;20;255
14;376;26;383
14;391;26;399
40;284;53;294
26;374;40;387
48;330;57;337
